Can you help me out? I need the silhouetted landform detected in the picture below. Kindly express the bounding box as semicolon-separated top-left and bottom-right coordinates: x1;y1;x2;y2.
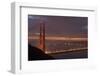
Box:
28;44;54;61
28;44;87;61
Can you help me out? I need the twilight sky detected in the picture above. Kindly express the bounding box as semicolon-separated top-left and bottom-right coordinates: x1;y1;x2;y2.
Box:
28;15;88;36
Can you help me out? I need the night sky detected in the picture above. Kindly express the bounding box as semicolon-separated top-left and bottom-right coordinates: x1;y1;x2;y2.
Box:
28;15;88;36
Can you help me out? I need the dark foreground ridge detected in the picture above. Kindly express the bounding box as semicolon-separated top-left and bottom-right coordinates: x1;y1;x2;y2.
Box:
28;44;88;61
28;44;54;61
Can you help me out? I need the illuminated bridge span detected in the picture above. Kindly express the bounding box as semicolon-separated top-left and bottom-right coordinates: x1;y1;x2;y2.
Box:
45;47;87;54
28;36;87;41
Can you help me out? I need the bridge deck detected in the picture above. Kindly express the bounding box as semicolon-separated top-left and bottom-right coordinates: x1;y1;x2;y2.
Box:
46;47;87;54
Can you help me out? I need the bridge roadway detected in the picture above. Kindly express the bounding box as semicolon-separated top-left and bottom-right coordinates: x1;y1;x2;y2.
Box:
28;36;87;41
48;48;88;59
45;47;87;54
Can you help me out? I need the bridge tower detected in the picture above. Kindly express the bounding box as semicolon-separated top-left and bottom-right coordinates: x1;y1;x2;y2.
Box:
39;19;45;52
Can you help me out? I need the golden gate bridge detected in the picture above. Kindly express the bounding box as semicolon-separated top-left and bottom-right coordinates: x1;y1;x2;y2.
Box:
28;19;87;54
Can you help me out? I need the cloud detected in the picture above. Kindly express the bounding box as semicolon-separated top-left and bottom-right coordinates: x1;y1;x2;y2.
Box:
28;15;48;22
82;26;88;30
28;15;40;20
